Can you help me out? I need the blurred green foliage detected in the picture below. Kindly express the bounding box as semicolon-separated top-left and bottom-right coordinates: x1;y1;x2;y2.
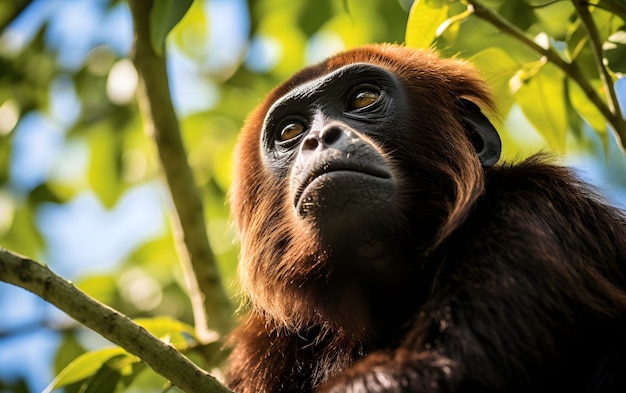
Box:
407;0;626;157
1;0;625;392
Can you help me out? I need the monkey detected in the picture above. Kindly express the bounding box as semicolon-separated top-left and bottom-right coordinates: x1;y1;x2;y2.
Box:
226;44;626;393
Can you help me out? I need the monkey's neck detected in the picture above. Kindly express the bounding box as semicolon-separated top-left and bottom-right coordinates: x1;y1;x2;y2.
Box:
324;250;426;341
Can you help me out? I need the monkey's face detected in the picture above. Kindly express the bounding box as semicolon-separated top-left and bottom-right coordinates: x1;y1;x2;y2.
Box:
229;45;500;328
261;63;408;259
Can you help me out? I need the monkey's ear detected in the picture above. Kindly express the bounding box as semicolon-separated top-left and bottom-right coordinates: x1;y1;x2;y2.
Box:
457;98;501;168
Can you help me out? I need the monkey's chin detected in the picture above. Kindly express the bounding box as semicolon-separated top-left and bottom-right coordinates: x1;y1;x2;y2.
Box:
296;171;397;239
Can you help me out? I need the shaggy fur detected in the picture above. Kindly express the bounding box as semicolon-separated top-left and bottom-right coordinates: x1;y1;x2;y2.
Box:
226;44;626;393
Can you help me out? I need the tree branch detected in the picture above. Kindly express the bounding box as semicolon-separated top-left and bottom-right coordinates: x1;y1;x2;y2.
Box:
572;1;624;135
0;0;33;35
128;0;234;340
0;247;233;393
466;0;626;152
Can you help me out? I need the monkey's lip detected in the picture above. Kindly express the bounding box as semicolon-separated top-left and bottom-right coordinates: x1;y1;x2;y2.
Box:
294;162;392;209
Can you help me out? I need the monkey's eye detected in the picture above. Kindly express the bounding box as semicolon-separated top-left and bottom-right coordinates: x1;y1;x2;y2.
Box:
278;121;306;142
348;89;380;111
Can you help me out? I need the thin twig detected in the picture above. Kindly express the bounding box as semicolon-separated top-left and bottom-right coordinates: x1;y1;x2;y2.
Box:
128;0;234;341
572;1;623;126
0;247;233;393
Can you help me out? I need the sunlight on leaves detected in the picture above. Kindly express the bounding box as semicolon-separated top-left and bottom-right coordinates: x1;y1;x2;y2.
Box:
568;78;608;136
44;348;137;392
470;47;521;118
533;1;574;39
405;0;449;48
78;274;118;305
516;62;567;153
134;316;198;349
566;19;587;62
45;317;192;393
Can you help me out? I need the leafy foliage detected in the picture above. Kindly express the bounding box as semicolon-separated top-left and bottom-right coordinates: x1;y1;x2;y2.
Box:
406;0;626;155
45;317;195;393
0;0;624;392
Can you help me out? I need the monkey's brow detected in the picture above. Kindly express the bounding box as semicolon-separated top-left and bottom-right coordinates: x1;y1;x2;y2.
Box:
263;63;393;123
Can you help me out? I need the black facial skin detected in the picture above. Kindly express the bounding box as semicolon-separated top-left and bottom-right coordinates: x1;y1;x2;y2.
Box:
259;63;503;282
261;64;409;270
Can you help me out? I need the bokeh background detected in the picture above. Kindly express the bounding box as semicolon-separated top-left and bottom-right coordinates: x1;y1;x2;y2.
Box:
0;0;625;392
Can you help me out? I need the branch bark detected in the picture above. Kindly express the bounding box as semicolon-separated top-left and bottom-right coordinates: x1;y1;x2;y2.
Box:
572;0;624;134
0;247;233;393
128;0;234;340
0;0;33;35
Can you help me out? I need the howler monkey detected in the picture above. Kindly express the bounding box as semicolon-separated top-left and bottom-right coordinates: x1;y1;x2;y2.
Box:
226;44;626;393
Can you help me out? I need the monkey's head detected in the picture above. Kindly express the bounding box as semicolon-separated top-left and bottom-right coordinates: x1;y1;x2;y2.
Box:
230;44;500;331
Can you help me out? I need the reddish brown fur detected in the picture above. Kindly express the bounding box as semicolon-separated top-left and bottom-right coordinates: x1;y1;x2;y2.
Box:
226;44;626;393
229;45;493;330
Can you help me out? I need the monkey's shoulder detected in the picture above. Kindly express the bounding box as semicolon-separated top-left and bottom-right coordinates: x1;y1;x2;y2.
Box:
454;155;626;262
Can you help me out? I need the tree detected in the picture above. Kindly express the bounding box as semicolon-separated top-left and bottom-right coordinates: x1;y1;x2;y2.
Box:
406;0;626;155
0;1;624;392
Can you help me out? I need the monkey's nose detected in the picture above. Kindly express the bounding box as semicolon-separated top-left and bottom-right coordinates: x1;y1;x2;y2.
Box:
301;126;345;151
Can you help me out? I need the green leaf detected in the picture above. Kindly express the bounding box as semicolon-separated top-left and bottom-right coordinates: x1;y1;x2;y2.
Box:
2;200;44;257
604;30;626;73
598;0;626;20
568;78;608;136
134;316;198;349
434;6;474;45
499;0;535;31
565;19;587;62
87;126;121;209
405;0;449;48
563;80;585;140
80;354;141;393
515;62;567;153
532;1;575;40
53;334;86;376
469;47;521;117
77;274;118;305
150;0;194;56
81;362;122;393
44;348;139;392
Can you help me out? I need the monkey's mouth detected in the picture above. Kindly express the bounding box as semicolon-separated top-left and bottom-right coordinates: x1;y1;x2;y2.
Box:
294;162;392;212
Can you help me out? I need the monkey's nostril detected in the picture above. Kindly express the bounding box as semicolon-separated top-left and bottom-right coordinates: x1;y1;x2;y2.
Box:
302;135;320;151
322;126;343;146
